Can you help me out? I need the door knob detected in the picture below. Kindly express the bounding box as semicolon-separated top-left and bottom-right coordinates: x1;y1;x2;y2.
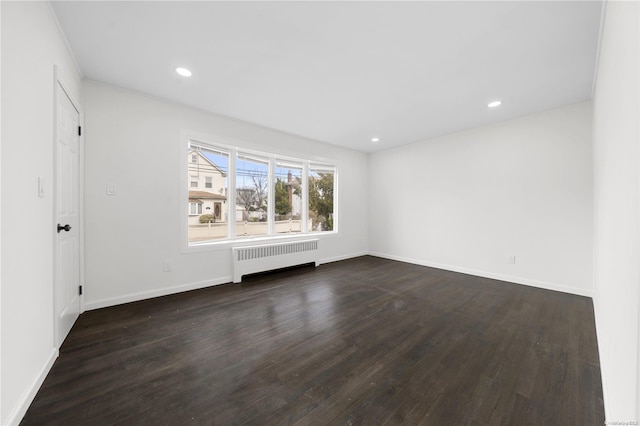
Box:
57;224;72;233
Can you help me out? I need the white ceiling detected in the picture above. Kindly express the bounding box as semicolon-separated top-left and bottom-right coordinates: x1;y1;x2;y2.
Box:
50;1;603;153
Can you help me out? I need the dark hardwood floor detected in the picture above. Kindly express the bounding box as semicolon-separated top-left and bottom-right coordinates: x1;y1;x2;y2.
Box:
22;256;604;425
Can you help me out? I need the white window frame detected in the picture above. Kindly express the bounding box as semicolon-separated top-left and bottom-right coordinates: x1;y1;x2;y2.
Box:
182;134;338;251
190;175;198;188
273;158;305;231
308;163;337;233
189;202;203;216
205;176;213;188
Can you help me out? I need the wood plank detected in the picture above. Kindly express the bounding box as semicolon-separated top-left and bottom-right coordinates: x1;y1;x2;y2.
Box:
21;256;604;425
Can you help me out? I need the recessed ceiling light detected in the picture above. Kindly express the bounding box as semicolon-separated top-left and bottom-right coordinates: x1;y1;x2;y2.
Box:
488;100;502;108
371;137;380;143
176;67;192;77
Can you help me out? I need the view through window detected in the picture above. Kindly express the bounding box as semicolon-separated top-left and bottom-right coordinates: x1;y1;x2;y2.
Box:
187;145;229;241
236;153;269;237
274;159;303;234
187;140;336;244
309;164;335;232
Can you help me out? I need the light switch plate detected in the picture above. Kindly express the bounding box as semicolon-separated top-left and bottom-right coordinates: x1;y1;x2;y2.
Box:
106;183;116;195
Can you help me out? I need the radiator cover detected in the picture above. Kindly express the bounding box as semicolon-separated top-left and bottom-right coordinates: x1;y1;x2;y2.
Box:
232;239;319;283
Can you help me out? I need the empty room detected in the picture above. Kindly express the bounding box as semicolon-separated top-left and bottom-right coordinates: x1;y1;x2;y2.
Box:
1;0;638;425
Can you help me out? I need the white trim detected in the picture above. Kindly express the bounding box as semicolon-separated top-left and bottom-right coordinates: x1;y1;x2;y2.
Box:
84;276;232;311
85;251;368;311
368;251;594;298
228;144;237;239
5;349;58;426
0;2;3;421
591;0;608;98
301;161;309;233
181;132;338;252
183;128;338;167
53;67;85;347
319;251;368;265
267;158;275;236
308;163;337;233
331;166;338;234
78;100;86;315
188;202;203;216
53;67;82;122
183;231;337;254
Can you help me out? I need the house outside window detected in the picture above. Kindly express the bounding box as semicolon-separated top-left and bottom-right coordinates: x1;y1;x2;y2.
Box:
274;160;303;234
186;139;336;245
187;146;230;240
236;153;269;237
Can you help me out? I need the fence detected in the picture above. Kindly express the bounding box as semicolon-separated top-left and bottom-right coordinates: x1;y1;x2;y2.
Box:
189;219;309;242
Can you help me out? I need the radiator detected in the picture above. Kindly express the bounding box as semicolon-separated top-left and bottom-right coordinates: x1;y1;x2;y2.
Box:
232;239;319;283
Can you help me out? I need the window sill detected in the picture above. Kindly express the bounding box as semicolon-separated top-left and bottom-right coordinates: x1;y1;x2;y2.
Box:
182;231;338;253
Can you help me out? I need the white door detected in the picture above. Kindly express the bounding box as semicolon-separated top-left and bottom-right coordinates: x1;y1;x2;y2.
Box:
55;82;81;347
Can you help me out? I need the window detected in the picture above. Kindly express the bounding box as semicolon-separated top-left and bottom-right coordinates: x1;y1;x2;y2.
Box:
191;154;197;163
236;153;269;237
274;160;303;234
187;145;229;242
186;139;336;245
308;164;335;232
189;202;203;215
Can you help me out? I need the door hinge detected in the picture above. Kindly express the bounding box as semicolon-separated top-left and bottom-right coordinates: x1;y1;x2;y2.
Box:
78;126;82;136
79;285;83;296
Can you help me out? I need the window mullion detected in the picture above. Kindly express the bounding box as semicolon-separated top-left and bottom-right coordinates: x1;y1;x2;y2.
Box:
268;158;275;236
302;161;309;233
228;148;237;239
187;138;335;246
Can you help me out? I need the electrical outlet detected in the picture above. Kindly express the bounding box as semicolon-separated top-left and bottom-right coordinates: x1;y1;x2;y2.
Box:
162;261;172;272
106;183;117;195
506;255;516;264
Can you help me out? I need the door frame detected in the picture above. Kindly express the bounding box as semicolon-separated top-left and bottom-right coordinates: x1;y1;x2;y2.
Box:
53;66;85;349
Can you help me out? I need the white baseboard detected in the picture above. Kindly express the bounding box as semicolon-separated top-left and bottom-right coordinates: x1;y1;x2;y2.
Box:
85;252;368;310
84;276;232;311
320;251;368;265
7;252;598;425
6;348;59;426
368;251;593;298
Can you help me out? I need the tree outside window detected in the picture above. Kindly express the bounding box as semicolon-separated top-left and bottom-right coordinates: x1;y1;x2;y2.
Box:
308;166;334;232
187;140;336;244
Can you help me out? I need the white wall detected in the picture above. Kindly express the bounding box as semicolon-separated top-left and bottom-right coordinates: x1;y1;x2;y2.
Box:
592;0;640;421
82;81;368;309
0;2;82;425
0;2;3;423
2;3;630;424
369;102;594;296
